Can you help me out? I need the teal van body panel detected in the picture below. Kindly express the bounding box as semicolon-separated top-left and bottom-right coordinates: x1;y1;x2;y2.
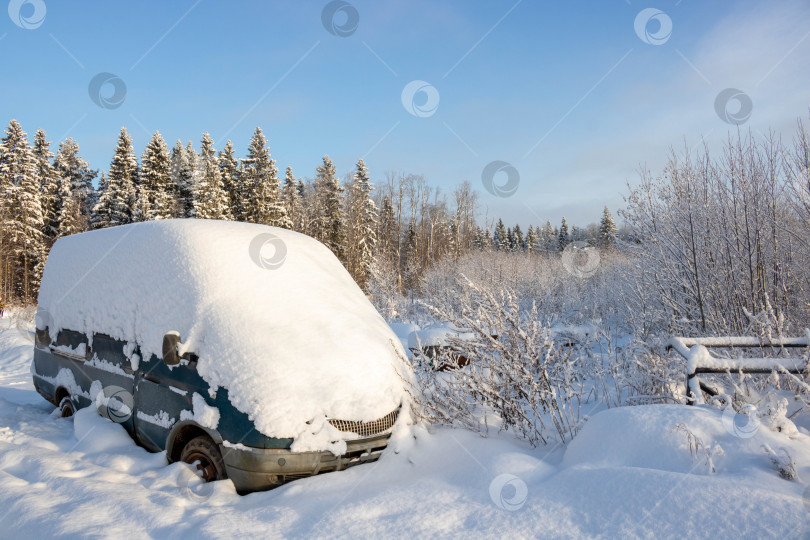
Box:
31;326;394;492
33;337;292;453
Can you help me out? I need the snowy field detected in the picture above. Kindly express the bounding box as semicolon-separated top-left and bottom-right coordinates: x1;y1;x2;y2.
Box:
0;309;809;539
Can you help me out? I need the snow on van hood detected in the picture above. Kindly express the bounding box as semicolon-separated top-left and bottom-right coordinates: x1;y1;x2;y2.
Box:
37;220;411;448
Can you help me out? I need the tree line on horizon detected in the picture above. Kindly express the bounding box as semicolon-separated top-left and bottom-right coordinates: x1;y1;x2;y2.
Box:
0;119;615;304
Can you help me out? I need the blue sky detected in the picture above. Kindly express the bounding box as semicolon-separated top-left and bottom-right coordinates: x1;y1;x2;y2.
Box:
2;0;809;227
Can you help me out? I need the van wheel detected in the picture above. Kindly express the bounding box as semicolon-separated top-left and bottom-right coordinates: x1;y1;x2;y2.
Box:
180;436;227;482
58;396;75;418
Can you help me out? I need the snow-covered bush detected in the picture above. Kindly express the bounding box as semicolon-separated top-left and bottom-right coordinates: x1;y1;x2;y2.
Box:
402;277;584;446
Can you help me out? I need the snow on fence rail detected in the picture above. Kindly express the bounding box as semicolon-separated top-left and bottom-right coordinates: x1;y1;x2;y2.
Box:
666;333;810;405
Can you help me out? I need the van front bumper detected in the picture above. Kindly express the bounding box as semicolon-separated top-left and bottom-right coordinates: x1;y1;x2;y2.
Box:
220;434;390;493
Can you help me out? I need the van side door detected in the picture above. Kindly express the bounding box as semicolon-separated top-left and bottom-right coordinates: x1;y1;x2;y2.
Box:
133;353;202;452
87;333;138;433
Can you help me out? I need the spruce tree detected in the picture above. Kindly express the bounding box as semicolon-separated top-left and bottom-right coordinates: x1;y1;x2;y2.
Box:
136;131;174;221
93;171;113;229
218;140;241;220
472;225;485;250
58;193;86;237
447;220;459;258
32;129;60;243
0;120;44;300
378;194;396;259
513;224;524;252
192;133;231;220
345;158;378;288
493;218;507;251
558;217;570;251
53;138;96;226
179;141;197;217
402;222;420;291
314;155;346;260
542;221;555;251
95;127;138;228
525;225;538;253
170;140;194;218
281;166;302;231
242;127;288;227
599;206;618;248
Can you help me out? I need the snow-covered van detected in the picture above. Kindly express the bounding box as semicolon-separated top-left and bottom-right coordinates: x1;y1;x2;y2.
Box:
32;220;410;493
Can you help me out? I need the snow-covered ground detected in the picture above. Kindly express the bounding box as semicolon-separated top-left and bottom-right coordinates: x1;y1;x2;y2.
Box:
0;309;809;539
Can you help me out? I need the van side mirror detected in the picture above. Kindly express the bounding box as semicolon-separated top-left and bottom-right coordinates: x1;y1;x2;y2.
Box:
162;331;182;366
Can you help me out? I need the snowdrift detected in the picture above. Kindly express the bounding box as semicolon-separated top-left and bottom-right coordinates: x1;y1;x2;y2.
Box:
37;220;410;442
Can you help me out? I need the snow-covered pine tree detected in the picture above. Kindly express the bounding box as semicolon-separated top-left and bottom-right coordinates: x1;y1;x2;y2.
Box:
136;131;174;221
0;120;44;301
447;220;460;259
525;225;538;254
281;166;302;231
313;155;346;260
192;133;231;220
241;127;288;227
542;220;555;251
558;217;569;251
218;140;241;221
93;171;112;229
599;205;617;248
493;218;507;251
179;141;197;217
0;133;15;301
472;225;485;250
58;192;86;238
377;194;397;259
402;221;420;292
513;224;525;252
94;127;138;228
169;140;193;218
534;224;544;251
484;226;493;248
53;138;96;227
32;129;60;243
296;178;313;235
344;158;378;289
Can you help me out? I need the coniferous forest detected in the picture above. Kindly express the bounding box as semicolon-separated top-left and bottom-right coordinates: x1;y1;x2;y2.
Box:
0;120;619;304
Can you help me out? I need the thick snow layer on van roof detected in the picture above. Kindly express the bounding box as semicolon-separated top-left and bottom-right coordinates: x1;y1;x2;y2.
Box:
38;220;409;447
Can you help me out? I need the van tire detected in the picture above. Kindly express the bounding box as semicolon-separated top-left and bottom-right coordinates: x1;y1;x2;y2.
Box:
180;436;227;482
58;396;75;418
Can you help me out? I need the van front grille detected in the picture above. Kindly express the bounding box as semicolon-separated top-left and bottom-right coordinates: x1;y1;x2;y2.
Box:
328;408;399;438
